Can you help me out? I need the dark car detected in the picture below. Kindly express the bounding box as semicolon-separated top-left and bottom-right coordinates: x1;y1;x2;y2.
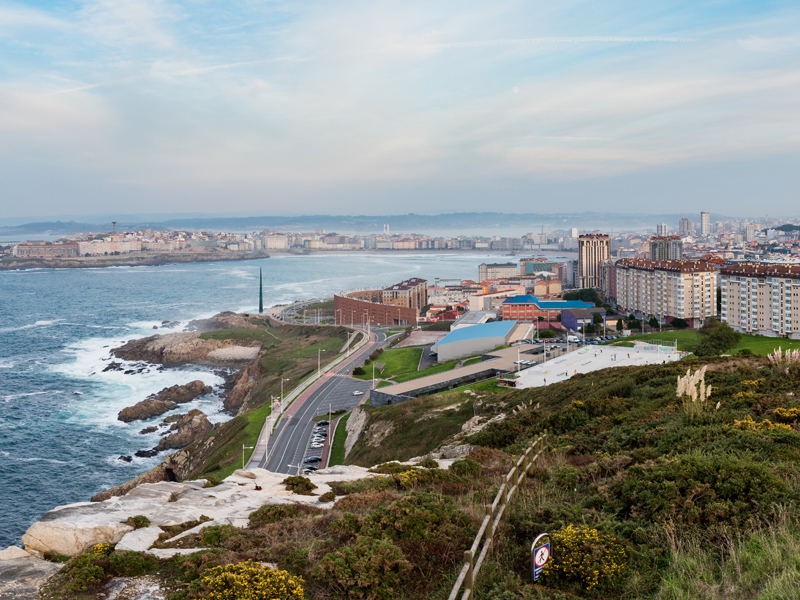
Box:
316;420;330;426
304;456;322;464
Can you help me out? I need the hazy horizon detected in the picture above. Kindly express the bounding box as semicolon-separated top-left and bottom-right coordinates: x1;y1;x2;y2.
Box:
2;1;799;218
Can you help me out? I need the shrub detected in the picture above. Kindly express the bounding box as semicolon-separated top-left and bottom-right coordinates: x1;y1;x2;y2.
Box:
319;491;336;502
416;456;439;469
200;525;238;546
282;475;317;495
352;366;366;376
108;551;158;577
249;504;297;525
62;554;105;592
773;407;800;423
202;560;304;600
604;378;635;399
739;348;754;356
125;515;150;529
450;458;481;477
369;461;416;474
92;543;112;557
543;525;627;591
316;536;411;600
732;415;792;432
611;453;789;527
671;318;690;329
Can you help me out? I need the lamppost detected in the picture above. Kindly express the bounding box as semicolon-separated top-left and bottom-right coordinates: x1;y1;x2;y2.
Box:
318;348;326;377
280;377;290;409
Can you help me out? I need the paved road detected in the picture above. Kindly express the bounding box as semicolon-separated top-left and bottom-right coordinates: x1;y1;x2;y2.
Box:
261;329;387;475
417;345;437;371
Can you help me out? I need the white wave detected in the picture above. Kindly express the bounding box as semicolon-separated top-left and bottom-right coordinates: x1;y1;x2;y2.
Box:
0;319;64;333
2;391;53;402
0;359;13;369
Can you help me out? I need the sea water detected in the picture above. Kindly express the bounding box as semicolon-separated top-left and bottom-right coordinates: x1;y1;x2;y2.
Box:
0;252;552;547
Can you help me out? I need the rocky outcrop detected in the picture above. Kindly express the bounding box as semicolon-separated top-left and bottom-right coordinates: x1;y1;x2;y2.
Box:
91;465;171;502
154;410;212;452
117;381;211;423
113;332;257;367
344;406;369;459
25;467;376;557
0;554;62;600
115;527;164;552
224;360;263;413
118;399;178;423
156;380;212;403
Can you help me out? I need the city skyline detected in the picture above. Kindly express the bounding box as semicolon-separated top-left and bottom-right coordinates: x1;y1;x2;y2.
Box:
2;1;800;217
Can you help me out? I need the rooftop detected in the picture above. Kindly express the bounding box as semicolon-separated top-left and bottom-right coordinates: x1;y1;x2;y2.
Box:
502;295;594;309
385;277;427;291
721;263;800;279
616;258;715;273
433;320;517;347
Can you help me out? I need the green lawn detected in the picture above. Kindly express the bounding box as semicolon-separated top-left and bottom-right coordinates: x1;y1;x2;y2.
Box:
461;357;483;367
327;412;351;467
604;330;800;355
353;347;423;380
392;355;480;383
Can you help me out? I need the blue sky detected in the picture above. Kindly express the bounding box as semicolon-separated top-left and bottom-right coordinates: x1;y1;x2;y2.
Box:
1;0;799;218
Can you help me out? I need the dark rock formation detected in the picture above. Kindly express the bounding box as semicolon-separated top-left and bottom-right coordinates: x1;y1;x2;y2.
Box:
135;449;159;458
157;380;212;403
118;455;133;463
139;426;157;434
154;410;212;452
118;399;178;423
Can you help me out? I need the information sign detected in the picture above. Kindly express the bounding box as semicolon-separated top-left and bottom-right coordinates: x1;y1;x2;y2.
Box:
531;533;551;582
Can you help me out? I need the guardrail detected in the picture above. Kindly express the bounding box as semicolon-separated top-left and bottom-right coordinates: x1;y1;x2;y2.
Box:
447;430;549;600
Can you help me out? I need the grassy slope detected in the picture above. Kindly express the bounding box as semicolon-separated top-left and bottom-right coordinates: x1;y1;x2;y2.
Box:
352;347;423;380
605;330;800;355
392;356;477;383
327;412;351;466
346;394;476;466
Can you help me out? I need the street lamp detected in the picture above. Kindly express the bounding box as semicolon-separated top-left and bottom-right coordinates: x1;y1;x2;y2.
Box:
318;348;326;377
280;377;290;409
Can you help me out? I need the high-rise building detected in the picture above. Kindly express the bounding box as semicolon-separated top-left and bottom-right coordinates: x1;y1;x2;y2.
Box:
679;218;694;235
569;228;579;238
700;211;711;236
577;234;610;289
478;263;517;281
649;236;683;260
656;223;668;236
744;224;757;242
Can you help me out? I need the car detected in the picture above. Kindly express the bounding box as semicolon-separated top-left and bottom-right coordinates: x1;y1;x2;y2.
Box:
310;444;324;449
352;390;364;396
304;456;322;464
316;420;329;426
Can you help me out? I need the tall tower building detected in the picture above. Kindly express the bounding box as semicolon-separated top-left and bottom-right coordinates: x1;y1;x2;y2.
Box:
577;234;610;289
679;218;693;235
569;227;579;238
650;236;683;260
656;223;668;236
700;211;711;236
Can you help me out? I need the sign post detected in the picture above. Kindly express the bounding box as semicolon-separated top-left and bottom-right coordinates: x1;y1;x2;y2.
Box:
531;533;551;583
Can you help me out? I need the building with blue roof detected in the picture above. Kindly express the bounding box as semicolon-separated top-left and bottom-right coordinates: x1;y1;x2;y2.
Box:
500;295;594;323
432;320;518;362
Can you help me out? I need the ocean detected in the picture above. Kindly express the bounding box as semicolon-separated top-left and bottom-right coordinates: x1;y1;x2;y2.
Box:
0;252;555;547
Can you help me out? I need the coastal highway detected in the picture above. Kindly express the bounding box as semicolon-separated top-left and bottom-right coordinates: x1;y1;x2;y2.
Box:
258;328;388;474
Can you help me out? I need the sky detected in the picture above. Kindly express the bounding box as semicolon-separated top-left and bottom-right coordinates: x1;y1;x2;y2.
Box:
1;0;799;219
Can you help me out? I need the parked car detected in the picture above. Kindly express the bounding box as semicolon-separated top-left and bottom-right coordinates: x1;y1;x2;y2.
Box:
317;420;329;426
310;443;324;449
352;390;364;396
304;456;322;464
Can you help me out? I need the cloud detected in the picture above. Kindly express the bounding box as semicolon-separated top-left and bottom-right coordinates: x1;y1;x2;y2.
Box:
737;36;800;53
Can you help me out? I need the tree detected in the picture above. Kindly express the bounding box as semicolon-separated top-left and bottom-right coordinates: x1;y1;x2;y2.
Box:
563;289;602;307
628;319;642;330
593;312;605;325
670;318;690;329
616;319;624;331
694;318;742;356
539;329;557;339
649;316;659;329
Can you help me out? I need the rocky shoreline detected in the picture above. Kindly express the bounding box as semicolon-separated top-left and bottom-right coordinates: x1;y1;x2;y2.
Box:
0;251;269;271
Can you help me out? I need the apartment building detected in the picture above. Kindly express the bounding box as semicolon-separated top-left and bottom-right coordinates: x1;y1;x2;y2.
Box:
615;259;717;327
720;264;800;338
478;263;517;281
577;234;610;289
382;277;428;310
649;236;683;260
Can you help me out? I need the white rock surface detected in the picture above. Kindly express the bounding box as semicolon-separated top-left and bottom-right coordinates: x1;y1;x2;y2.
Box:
22;466;377;557
115;527;164;552
145;548;212;559
0;546;31;561
0;555;62;600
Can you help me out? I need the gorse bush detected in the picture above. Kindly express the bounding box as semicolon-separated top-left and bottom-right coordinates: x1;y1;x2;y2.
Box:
125;515;151;529
282;475;317;495
449;458;481;477
202;560;304;600
248;504;298;525
108;551;158;577
316;536;411;600
543;525;627;591
62;554;104;592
